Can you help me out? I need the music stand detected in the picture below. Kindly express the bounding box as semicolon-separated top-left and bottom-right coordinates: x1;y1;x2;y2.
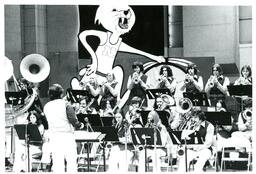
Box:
130;128;162;172
169;131;203;145
66;88;91;103
101;117;114;127
227;85;252;97
205;112;232;126
5;92;27;157
183;92;209;107
156;111;170;129
168;130;203;172
14;124;42;172
77;114;103;131
146;88;172;99
92;126;119;142
205;112;232;171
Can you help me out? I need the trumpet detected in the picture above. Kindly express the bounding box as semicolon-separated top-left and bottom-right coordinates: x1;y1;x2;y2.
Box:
158;74;168;83
236;77;252;85
208;75;217;87
132;72;140;84
184;74;192;83
99;81;107;88
79;81;90;89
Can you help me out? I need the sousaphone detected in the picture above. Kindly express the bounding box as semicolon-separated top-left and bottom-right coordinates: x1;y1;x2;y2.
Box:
5;54;50;125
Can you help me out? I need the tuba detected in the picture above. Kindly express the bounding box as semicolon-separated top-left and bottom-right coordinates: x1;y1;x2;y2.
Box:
176;98;193;130
176;98;193;114
5;54;50;125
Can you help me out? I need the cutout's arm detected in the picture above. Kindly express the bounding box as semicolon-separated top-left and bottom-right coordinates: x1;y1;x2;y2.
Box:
79;30;107;75
119;42;165;63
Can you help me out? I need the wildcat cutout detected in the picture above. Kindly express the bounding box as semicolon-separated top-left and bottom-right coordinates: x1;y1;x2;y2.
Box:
71;5;164;100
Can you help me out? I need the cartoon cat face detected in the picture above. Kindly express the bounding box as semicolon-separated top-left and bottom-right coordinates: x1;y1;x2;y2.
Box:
95;5;136;35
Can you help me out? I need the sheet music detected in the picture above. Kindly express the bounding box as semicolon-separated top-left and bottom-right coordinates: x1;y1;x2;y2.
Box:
74;131;102;141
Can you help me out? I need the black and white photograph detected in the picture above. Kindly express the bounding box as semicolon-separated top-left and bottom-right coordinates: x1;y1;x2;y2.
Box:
1;1;254;173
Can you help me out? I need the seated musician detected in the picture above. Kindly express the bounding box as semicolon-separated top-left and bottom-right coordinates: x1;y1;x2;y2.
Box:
177;108;215;172
205;64;230;106
19;78;48;129
138;111;172;172
108;112;133;172
127;61;149;107
230;99;252;148
214;99;252;169
214;100;233;154
215;100;233;138
13;111;50;172
234;65;252;85
180;63;203;93
99;72;120;116
156;65;177;96
80;75;100;112
153;95;176;131
76;97;97;115
125;96;144;127
100;100;115;117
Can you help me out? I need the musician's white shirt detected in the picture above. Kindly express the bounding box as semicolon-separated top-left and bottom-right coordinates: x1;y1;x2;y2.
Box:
44;99;74;133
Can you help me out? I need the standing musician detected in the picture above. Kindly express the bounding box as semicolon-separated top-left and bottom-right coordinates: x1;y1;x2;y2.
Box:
127;61;149;107
99;72;120;116
177;108;215;172
138;111;172;172
125;96;144;127
234;65;252;85
205;64;230;106
180;63;204;93
80;75;100;112
108;112;133;171
156;65;177;96
43;84;84;172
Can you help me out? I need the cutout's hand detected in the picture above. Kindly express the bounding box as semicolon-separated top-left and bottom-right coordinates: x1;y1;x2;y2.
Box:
85;64;97;76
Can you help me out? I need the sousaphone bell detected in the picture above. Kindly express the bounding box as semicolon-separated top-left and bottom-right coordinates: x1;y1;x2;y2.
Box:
2;56;14;81
20;54;50;83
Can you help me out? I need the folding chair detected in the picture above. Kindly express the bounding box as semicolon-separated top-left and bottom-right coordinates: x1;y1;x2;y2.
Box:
220;144;252;171
77;142;104;172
